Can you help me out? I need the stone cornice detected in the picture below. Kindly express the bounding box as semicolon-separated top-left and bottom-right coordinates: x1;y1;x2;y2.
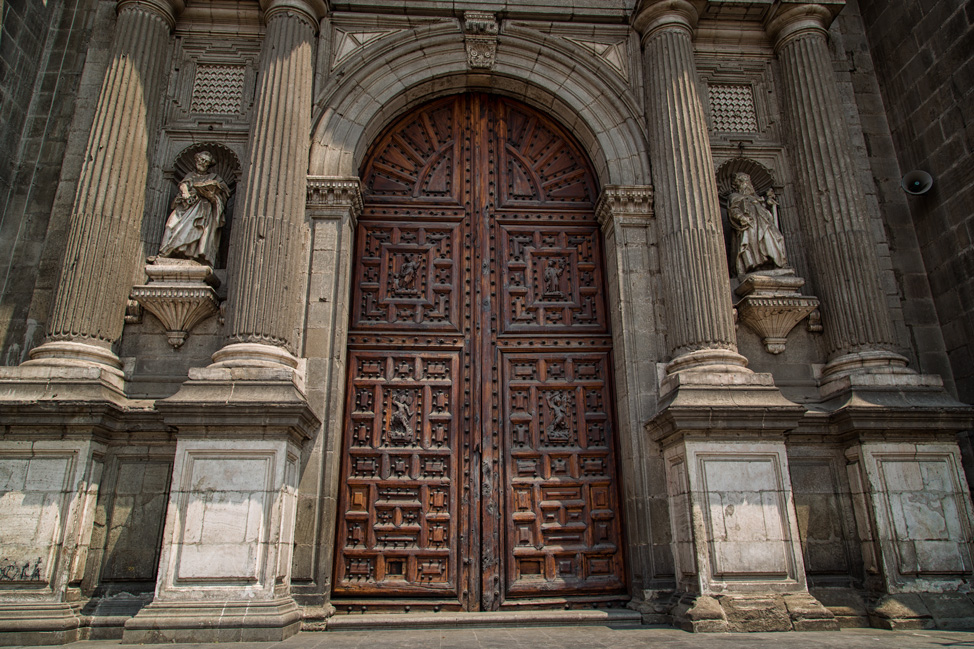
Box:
117;0;185;31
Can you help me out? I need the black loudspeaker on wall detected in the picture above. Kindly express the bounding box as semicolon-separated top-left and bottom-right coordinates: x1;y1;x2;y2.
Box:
901;170;934;195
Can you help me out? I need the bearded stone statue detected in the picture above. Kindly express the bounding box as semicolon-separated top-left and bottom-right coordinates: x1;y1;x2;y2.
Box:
727;172;789;277
158;150;230;267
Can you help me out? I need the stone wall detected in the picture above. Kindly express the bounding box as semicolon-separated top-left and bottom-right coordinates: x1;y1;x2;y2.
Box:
857;0;974;401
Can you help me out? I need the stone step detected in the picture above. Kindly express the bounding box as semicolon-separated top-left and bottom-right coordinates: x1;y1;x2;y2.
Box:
326;608;643;631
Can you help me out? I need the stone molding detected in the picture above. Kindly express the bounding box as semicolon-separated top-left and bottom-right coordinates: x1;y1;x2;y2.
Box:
765;3;841;52
308;22;650;186
632;0;701;41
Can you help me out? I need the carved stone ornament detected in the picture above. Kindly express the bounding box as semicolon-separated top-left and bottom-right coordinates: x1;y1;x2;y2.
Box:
734;272;819;354
130;258;220;348
463;12;498;69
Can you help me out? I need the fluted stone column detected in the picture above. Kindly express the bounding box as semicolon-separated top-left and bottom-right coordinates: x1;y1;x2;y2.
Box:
214;0;326;369
768;4;908;381
634;1;748;379
28;0;183;372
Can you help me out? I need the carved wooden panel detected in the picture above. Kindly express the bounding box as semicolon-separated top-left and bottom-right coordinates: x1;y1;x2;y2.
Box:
334;351;461;595
502;352;624;595
337;94;624;610
362;97;461;204
351;222;462;332
498;102;596;207
500;225;607;333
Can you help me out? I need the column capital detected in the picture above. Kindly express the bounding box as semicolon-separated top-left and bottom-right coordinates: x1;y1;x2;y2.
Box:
765;3;842;51
595;185;654;232
633;0;703;41
260;0;328;29
117;0;184;31
306;176;363;225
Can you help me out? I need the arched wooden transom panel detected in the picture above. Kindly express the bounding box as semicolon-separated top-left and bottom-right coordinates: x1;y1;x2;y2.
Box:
334;94;625;611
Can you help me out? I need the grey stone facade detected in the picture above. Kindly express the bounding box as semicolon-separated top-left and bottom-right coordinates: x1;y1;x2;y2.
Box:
0;0;972;643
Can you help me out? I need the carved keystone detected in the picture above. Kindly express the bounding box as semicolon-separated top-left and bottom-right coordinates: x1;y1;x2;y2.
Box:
464;12;498;69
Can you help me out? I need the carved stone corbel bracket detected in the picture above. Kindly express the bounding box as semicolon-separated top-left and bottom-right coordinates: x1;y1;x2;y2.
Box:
464;11;498;69
734;273;819;354
131;259;220;348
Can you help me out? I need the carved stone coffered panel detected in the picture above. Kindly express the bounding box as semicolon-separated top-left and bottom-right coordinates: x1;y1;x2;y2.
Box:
696;56;779;145
166;37;261;129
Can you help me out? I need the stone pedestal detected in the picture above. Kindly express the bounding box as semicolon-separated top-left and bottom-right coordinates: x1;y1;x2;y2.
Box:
648;374;838;632
122;366;319;643
0;428;108;644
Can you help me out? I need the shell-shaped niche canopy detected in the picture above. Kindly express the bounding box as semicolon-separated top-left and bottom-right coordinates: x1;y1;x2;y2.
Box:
172;142;242;190
715;157;776;197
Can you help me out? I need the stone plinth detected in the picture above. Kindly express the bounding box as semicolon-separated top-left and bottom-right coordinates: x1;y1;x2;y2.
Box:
818;379;974;628
123;365;319;643
0;435;108;645
734;272;819;354
649;373;837;632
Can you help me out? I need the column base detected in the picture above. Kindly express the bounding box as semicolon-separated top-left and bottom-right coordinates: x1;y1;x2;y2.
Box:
0;603;81;646
211;342;299;369
820;349;911;384
122;598;302;643
671;593;837;632
664;348;750;376
25;340;123;374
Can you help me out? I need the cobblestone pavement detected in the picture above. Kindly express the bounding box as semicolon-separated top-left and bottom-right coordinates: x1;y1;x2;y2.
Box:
18;627;974;649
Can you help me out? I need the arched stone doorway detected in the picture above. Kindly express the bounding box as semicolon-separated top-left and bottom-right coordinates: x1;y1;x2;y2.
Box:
332;94;628;611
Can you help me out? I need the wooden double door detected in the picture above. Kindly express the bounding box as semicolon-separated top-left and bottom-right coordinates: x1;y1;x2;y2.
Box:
334;94;625;610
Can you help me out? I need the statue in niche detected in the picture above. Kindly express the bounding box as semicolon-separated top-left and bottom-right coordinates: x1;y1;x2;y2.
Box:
158;150;230;267
727;172;789;277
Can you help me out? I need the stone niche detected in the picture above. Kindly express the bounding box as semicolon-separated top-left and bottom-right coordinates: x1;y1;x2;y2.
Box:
716;158;819;354
131;143;240;349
